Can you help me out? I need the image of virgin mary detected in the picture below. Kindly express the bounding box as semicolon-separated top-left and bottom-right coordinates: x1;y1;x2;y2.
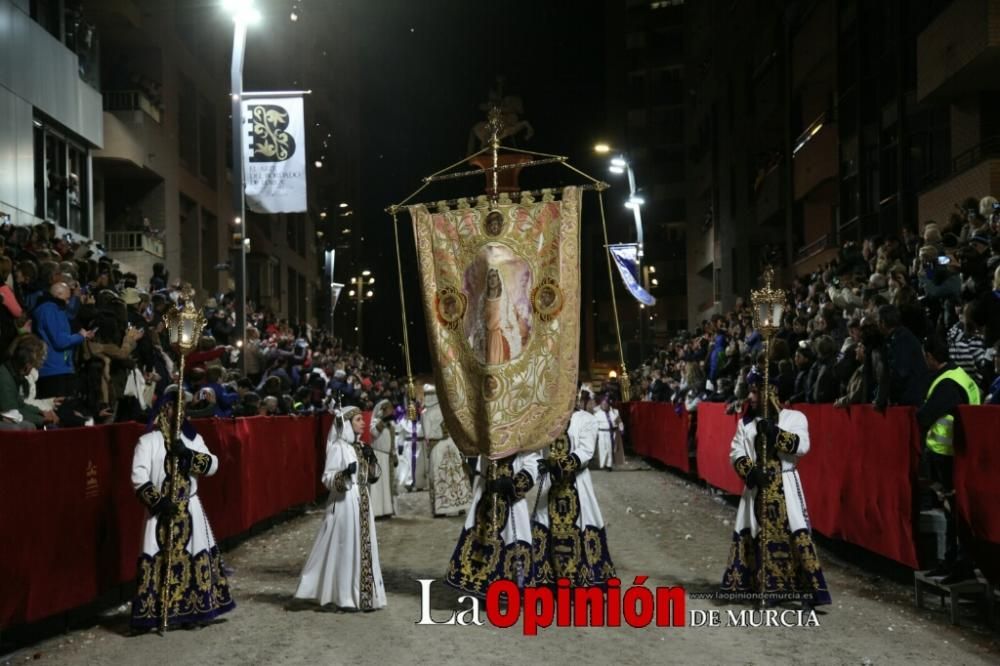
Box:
470;267;523;365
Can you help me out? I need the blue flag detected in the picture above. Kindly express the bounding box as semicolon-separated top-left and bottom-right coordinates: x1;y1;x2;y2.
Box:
609;244;656;306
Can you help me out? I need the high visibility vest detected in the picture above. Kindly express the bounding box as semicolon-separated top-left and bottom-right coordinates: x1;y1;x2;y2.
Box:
925;366;981;456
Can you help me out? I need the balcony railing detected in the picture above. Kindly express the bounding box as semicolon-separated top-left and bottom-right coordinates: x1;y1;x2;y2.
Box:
105;231;164;258
103;90;161;124
919;135;1000;192
794;233;837;262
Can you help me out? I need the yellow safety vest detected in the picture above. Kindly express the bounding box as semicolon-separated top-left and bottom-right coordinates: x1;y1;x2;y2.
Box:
925;366;981;456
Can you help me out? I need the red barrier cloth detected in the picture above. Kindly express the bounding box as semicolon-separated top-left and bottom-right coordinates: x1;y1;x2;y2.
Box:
0;416;326;629
0;426;114;624
621;402;690;471
695;402;743;495
956;406;1000;584
237;416;319;527
794;404;920;569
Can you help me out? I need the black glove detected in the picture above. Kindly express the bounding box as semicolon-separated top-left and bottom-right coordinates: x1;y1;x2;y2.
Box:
152;496;178;517
756;418;776;440
344;462;357;476
545;457;564;482
382;414;395;424
362;446;378;465
169;435;189;457
536;458;549;475
747;466;767;490
488;476;517;501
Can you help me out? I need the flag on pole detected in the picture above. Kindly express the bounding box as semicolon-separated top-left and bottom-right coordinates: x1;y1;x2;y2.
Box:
331;282;345;312
242;96;307;213
609;243;656;306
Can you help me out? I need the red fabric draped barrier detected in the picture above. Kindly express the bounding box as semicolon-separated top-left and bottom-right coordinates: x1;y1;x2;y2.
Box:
0;414;339;629
0;426;115;626
955;406;1000;585
694;403;743;495
622;402;690;472
794;405;921;568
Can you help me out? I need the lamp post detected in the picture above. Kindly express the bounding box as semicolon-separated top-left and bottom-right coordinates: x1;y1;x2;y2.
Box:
224;0;260;373
597;146;647;367
595;144;645;263
349;270;375;351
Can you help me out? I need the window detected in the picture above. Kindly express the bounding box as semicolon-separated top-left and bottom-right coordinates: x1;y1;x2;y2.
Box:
626;31;646;50
33;117;89;235
177;77;217;189
178;77;198;169
199;98;217;185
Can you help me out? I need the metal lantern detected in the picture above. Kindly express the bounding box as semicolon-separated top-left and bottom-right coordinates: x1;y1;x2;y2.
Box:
750;266;786;337
164;291;206;355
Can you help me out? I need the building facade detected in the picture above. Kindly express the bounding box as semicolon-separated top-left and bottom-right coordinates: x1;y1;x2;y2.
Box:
0;0;103;235
683;0;958;324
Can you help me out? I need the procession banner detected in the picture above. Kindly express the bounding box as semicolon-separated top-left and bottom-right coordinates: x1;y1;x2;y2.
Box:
609;243;656;306
242;96;307;213
409;188;582;458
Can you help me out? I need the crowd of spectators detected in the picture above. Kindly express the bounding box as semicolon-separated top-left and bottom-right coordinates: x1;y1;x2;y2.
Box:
0;221;406;431
631;195;1000;413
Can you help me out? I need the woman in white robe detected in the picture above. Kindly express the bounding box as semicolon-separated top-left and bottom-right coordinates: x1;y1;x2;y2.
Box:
720;377;830;606
592;396;624;470
294;406;387;611
445;449;541;597
130;388;234;629
368;399;397;518
532;390;616;587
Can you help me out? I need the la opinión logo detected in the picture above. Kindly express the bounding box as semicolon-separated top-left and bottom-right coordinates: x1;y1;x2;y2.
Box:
416;577;686;635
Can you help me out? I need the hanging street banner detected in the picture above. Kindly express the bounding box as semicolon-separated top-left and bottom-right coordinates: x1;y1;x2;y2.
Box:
609;243;656;306
409;188;583;459
243;96;307;213
331;282;345;312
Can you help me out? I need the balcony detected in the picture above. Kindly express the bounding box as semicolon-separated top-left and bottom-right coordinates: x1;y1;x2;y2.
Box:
919;135;1000;192
917;0;1000;102
105;231;164;258
103;90;161;124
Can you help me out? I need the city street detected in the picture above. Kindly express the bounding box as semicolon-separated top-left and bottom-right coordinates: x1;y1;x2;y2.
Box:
5;457;999;666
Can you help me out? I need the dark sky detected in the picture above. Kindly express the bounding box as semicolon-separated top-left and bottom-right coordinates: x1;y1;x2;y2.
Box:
348;0;609;372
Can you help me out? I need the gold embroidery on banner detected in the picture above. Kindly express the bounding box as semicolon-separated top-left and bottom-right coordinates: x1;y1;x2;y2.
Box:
435;286;467;330
531;278;564;322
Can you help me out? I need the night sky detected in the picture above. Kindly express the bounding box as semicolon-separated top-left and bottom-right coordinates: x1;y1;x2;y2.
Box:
349;0;608;372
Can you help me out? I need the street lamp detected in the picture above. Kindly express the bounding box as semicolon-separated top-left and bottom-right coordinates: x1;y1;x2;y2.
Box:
224;0;260;373
350;271;376;350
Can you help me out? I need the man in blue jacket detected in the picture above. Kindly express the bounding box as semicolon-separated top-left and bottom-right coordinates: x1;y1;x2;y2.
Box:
33;282;95;399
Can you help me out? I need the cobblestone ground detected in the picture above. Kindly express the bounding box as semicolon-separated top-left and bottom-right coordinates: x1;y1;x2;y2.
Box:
4;456;999;665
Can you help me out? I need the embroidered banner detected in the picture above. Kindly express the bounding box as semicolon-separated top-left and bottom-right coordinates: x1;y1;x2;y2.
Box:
242;96;307;213
409;188;582;459
609;243;656;306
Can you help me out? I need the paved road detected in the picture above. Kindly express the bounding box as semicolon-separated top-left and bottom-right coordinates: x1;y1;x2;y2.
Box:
4;456;999;665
